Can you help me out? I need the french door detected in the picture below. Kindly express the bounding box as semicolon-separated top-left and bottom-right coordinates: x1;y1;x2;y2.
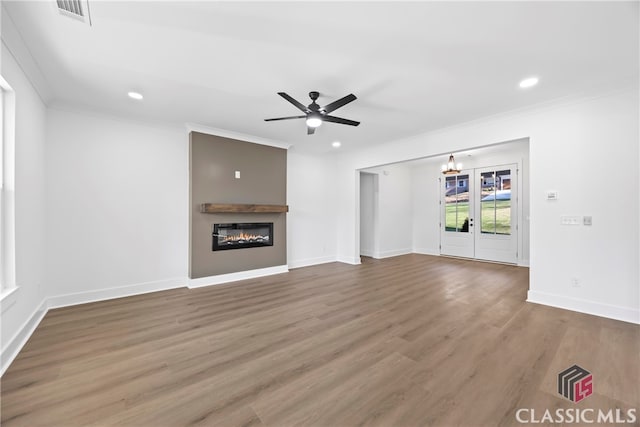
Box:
440;164;518;264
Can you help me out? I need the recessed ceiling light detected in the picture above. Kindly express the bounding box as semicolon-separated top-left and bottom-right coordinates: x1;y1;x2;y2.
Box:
519;77;539;89
128;91;143;100
332;141;341;148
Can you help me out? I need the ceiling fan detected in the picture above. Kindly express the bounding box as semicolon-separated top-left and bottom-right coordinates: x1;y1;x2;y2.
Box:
265;91;360;135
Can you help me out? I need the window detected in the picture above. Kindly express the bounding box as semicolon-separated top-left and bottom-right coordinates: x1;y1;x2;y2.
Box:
1;82;5;291
480;169;512;235
445;174;470;233
0;75;15;294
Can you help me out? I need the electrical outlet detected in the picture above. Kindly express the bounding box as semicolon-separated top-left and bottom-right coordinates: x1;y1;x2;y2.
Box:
570;277;581;288
583;216;592;226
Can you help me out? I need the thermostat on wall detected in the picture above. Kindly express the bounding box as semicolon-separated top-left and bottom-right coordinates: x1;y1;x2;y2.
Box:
546;191;559;200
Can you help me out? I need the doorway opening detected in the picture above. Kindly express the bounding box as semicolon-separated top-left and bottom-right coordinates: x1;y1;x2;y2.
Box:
354;139;529;266
359;172;378;257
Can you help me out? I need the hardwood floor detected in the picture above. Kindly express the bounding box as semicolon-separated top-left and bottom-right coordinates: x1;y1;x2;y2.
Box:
1;254;638;426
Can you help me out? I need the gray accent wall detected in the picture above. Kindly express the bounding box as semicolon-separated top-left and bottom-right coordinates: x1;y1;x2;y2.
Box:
189;132;287;279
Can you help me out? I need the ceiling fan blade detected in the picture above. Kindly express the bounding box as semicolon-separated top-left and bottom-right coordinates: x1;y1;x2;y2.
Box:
264;115;306;122
307;126;316;135
323;115;360;127
322;94;357;114
278;92;309;113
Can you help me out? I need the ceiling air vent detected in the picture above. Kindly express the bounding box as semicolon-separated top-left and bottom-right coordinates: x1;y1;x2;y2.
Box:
56;0;91;25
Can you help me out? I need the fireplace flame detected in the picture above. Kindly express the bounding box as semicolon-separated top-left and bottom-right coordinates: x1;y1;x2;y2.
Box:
212;223;273;251
220;233;269;244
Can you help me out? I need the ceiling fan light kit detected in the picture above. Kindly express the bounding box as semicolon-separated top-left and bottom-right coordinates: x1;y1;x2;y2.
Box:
265;91;359;135
305;113;323;128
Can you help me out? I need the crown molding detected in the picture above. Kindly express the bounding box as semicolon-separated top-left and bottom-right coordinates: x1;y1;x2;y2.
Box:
186;122;291;150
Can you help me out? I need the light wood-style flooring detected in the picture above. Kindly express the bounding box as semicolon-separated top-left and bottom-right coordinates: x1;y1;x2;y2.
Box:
1;254;638;426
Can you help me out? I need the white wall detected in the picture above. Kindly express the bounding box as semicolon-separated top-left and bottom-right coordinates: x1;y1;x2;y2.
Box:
528;91;638;323
411;140;530;264
0;43;47;371
286;151;337;268
336;88;639;324
411;163;442;256
43;116;341;292
360;163;413;258
44;109;188;303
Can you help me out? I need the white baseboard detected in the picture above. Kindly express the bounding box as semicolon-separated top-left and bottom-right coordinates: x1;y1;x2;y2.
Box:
527;290;640;325
3;272;637;379
413;248;529;267
188;265;289;288
1;298;47;376
47;278;187;310
1;287;20;314
412;248;440;256
372;248;412;259
336;256;361;265
2;277;186;376
288;256;336;269
2;269;288;376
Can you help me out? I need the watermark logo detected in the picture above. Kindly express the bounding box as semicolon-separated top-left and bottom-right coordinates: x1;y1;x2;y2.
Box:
558;364;593;403
516;365;637;424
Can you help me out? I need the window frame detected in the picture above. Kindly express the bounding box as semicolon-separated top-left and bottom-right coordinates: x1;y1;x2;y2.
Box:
0;74;16;297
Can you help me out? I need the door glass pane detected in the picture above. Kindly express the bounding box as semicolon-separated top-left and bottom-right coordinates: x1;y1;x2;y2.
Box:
480;169;511;235
445;174;469;232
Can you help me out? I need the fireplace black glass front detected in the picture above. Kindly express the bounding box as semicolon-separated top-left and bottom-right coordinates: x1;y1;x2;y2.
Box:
212;223;274;251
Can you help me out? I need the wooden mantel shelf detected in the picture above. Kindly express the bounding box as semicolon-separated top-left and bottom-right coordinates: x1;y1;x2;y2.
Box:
201;203;289;214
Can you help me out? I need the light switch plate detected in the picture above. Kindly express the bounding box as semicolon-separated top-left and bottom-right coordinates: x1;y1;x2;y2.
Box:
583;216;592;226
546;191;559;200
561;216;581;225
234;171;241;179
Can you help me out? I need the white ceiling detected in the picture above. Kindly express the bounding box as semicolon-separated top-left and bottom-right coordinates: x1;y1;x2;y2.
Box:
3;1;638;154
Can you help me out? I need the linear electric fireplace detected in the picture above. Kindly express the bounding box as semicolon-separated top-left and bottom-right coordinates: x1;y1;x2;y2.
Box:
212;223;274;251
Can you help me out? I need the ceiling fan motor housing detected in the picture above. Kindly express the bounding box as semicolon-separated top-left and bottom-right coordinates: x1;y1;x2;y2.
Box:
308;91;320;110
